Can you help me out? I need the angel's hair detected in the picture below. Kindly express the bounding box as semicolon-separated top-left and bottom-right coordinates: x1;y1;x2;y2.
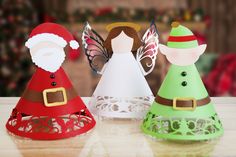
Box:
104;26;142;54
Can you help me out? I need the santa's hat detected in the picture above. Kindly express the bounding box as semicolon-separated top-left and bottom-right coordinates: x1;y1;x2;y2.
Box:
25;22;79;50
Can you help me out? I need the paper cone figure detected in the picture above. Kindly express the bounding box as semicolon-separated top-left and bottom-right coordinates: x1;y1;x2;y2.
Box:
6;23;96;140
82;22;159;118
141;22;223;140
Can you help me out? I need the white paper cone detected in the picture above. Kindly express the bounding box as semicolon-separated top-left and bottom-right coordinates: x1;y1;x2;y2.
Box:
89;52;154;118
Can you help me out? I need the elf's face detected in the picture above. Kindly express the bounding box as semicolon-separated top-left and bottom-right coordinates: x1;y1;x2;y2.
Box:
29;41;65;72
164;50;201;66
159;44;206;66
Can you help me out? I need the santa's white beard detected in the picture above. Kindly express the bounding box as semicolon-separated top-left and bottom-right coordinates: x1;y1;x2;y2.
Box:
31;48;65;73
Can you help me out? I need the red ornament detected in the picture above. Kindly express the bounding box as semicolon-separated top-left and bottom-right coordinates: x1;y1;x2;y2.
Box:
68;48;80;61
94;7;113;16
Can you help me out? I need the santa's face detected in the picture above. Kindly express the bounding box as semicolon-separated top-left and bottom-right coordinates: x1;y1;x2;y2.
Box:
29;41;65;72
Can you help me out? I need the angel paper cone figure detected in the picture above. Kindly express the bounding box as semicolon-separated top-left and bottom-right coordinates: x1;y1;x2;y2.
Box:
82;22;159;118
141;22;224;140
5;23;96;140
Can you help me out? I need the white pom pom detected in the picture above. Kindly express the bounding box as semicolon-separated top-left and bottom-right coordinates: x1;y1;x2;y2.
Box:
69;40;79;49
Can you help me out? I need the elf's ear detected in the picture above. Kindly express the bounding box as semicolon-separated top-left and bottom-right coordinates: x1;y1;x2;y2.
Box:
159;44;170;56
196;44;207;55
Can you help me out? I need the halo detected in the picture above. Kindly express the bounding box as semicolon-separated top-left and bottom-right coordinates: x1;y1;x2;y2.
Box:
106;22;141;32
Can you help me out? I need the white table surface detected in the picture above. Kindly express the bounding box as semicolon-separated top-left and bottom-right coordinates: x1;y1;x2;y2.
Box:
0;97;236;157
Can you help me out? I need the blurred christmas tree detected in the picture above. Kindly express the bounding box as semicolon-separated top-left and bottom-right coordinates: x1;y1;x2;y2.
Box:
0;0;38;96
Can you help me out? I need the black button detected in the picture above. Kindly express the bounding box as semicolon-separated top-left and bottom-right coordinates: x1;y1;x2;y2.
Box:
51;82;57;86
181;81;187;86
181;71;187;77
50;74;55;79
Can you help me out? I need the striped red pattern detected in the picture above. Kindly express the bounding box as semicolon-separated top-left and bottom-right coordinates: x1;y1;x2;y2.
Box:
168;35;197;42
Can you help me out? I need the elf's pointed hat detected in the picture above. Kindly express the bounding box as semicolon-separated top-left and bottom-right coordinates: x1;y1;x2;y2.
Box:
141;22;223;141
159;22;206;55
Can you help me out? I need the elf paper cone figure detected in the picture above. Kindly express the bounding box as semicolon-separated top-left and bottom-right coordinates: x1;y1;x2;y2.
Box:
5;23;96;140
82;22;159;118
141;22;223;140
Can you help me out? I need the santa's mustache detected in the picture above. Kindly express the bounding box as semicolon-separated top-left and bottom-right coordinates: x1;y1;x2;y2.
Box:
33;48;64;58
31;47;66;72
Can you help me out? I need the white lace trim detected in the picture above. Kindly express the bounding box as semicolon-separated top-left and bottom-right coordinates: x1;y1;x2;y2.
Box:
89;95;154;119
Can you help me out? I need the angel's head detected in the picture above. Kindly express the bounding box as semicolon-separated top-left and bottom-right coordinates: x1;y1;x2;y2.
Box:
104;23;142;54
82;22;159;74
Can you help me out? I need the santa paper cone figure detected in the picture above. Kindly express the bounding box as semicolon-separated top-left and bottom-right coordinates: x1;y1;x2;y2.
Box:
141;22;223;140
82;22;159;118
5;23;96;140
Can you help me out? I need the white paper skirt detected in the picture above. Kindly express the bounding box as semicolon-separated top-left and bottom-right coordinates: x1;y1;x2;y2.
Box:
89;95;154;118
89;53;154;118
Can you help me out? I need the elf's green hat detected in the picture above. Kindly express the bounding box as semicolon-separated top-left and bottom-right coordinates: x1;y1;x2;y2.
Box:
168;22;198;48
160;22;206;54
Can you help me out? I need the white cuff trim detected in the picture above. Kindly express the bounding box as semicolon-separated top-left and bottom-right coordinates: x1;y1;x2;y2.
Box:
25;33;67;48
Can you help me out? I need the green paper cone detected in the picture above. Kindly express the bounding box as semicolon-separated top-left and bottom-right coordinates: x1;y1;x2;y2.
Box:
141;22;224;141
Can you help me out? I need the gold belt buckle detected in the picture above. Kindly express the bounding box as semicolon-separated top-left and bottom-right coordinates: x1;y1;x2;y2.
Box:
173;97;197;111
43;87;67;107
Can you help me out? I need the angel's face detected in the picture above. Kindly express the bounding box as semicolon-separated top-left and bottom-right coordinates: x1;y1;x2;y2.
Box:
111;31;133;53
29;41;65;72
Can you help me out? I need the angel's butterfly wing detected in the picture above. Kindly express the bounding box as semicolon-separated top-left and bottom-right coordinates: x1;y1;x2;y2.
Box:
82;22;110;74
136;22;159;76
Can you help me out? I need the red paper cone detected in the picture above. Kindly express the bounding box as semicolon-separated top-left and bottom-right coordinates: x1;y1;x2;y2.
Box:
6;23;96;140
